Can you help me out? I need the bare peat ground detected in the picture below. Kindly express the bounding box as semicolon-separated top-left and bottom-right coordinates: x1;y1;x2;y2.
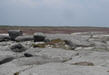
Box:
0;26;109;34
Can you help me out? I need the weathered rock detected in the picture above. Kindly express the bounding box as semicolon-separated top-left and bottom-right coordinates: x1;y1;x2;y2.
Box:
66;35;94;48
0;62;30;75
66;51;109;67
8;30;23;40
13;56;64;66
0;35;10;42
20;63;109;75
34;32;45;42
38;48;77;62
15;35;33;41
0;56;15;65
10;43;27;52
93;41;107;51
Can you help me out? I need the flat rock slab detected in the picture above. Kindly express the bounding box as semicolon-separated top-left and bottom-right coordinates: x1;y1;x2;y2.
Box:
38;48;77;61
45;34;71;40
12;56;65;66
20;63;109;75
66;51;109;67
0;62;30;75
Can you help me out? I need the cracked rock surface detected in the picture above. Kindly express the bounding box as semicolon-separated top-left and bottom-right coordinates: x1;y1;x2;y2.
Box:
0;32;109;75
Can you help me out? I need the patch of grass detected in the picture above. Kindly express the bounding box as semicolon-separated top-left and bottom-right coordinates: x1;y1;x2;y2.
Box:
32;43;46;48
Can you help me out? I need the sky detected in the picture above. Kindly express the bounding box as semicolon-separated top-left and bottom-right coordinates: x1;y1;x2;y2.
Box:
0;0;109;27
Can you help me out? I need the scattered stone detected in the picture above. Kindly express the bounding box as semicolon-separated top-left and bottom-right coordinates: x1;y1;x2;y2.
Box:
10;43;27;52
8;30;23;40
33;32;45;42
24;53;33;57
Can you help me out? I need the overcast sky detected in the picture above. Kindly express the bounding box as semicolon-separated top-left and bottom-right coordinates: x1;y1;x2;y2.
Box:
0;0;109;27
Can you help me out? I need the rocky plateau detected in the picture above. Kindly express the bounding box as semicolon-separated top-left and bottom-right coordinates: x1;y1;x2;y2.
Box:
0;30;109;75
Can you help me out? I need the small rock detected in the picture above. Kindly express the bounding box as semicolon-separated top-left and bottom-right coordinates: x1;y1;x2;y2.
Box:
24;53;33;57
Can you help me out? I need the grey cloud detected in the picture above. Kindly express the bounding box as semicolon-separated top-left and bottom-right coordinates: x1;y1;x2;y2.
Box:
0;0;109;27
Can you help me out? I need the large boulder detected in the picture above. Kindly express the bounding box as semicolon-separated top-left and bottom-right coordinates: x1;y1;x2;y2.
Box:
34;32;46;42
8;30;23;40
15;35;34;41
10;43;27;52
0;34;10;42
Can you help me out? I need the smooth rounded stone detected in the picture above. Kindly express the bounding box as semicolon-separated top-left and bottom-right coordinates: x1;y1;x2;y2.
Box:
65;51;109;67
33;32;46;42
8;30;23;40
20;63;109;75
38;48;78;61
15;35;34;41
0;34;10;42
10;43;27;52
0;56;15;65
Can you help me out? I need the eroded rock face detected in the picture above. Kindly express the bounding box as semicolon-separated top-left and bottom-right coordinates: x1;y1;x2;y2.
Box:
10;43;27;52
8;30;23;40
